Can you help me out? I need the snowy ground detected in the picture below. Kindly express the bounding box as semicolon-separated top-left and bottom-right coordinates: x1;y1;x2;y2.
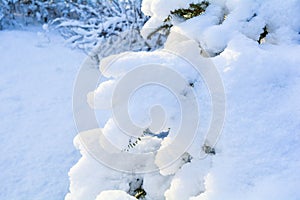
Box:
0;28;85;199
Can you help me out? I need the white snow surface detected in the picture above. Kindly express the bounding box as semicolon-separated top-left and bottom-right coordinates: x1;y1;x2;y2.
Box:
0;28;85;199
95;190;137;200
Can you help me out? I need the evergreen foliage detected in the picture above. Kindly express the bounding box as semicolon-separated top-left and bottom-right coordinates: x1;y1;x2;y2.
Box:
147;1;209;40
170;1;209;20
258;25;268;44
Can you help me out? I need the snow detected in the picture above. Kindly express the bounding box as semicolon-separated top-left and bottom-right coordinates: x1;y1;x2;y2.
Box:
0;28;85;199
67;0;300;199
95;190;137;200
1;0;300;199
196;36;300;200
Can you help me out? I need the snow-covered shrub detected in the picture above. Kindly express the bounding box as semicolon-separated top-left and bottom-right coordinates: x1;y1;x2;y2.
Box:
0;0;71;29
67;0;300;199
142;1;210;47
0;0;164;59
0;0;16;29
51;0;165;60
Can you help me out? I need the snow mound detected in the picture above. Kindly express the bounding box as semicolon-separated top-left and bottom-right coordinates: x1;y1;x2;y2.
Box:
96;190;137;200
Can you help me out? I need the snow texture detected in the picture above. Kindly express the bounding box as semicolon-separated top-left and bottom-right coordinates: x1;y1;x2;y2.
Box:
96;190;137;200
0;28;85;199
